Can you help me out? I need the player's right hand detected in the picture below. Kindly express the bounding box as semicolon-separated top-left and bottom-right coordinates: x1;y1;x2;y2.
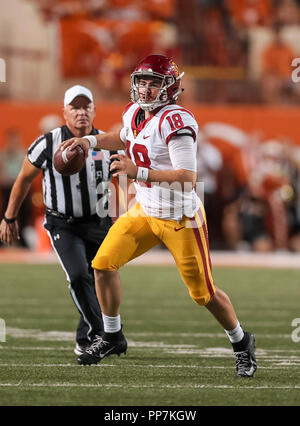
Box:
0;219;20;245
59;137;90;158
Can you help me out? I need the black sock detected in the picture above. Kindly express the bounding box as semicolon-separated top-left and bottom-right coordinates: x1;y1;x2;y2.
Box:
104;328;124;342
232;331;250;352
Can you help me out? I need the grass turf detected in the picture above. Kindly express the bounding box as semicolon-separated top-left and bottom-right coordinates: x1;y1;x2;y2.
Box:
0;263;300;406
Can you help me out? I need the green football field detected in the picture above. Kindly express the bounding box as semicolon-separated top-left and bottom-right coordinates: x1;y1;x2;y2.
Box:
0;263;300;406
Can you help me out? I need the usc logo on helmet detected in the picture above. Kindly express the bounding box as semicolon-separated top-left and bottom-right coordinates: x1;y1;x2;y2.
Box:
170;60;180;77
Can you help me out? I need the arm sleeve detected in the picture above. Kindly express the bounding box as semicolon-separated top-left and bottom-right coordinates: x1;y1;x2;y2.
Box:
119;127;127;144
168;134;197;172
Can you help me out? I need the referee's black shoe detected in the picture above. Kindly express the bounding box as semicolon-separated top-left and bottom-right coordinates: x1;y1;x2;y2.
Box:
77;329;127;365
74;334;104;356
74;343;90;356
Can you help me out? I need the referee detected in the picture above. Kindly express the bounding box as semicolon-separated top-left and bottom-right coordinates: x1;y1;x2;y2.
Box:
0;85;119;355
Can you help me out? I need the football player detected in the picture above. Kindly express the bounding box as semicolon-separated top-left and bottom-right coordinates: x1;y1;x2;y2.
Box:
61;55;257;377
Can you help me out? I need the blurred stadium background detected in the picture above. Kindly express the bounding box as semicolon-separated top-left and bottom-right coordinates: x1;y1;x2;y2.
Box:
2;0;300;261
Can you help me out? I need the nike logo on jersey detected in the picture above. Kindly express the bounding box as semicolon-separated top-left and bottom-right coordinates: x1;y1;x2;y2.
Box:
174;226;185;232
143;135;150;139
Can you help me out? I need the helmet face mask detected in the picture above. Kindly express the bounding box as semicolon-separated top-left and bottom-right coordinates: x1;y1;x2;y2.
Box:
130;55;184;111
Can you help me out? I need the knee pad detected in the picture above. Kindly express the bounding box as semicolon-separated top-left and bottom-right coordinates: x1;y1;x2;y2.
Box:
92;255;119;271
189;289;214;306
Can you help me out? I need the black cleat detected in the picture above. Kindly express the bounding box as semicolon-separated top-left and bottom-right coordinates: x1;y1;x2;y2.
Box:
234;332;257;378
77;333;127;365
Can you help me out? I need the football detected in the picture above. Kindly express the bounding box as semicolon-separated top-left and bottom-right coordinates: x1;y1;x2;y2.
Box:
54;145;85;176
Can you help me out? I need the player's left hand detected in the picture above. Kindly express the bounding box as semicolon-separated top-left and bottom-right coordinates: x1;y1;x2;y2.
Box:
59;137;90;158
110;154;138;179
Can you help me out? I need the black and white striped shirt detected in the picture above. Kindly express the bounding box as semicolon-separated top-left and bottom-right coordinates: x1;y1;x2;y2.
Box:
27;125;117;218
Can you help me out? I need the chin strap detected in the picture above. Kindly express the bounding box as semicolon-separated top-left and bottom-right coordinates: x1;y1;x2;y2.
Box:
173;88;184;101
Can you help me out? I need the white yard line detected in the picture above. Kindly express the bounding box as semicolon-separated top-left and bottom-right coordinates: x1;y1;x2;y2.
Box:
2;328;300;370
0;363;297;369
4;327;294;340
2;345;300;354
0;382;299;390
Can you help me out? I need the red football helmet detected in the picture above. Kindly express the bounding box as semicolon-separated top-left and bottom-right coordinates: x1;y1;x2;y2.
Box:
130;54;184;111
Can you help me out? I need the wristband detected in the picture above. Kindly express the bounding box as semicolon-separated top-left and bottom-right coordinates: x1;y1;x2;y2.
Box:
82;135;97;148
136;167;149;182
4;215;17;224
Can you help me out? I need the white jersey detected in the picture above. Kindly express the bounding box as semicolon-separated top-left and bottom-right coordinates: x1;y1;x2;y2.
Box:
122;103;200;220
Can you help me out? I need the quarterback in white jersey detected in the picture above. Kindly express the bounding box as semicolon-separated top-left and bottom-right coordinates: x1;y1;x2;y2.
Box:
121;102;200;219
61;54;257;378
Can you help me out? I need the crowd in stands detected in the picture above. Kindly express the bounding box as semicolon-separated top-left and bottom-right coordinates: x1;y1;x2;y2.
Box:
197;125;300;252
27;0;300;104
